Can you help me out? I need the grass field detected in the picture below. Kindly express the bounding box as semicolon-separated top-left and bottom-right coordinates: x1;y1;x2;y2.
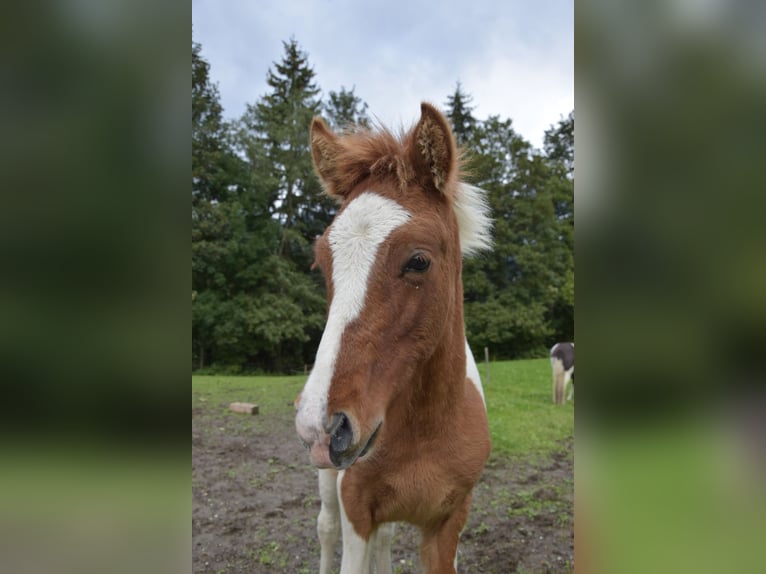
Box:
192;357;574;459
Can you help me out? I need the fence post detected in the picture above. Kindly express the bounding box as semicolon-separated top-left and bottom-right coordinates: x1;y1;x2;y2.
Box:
484;347;490;385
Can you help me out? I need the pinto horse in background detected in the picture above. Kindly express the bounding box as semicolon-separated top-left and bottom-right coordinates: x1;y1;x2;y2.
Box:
550;342;574;404
294;103;493;573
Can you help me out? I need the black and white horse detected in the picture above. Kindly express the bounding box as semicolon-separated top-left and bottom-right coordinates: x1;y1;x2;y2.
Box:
550;342;574;404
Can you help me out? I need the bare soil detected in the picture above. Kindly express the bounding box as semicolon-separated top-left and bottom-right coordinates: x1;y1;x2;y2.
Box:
192;400;573;573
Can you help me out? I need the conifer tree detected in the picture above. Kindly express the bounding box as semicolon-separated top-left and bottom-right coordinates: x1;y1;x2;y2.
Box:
192;40;247;368
192;41;231;204
238;39;327;268
445;82;478;145
543;111;575;341
193;40;325;372
544;110;574;179
193;38;574;370
462;116;574;357
325;86;369;130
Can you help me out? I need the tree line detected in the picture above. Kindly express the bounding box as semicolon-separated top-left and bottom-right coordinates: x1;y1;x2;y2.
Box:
193;38;573;373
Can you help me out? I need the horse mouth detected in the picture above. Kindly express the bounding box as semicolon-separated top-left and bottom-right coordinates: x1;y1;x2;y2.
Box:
358;423;382;459
334;422;382;470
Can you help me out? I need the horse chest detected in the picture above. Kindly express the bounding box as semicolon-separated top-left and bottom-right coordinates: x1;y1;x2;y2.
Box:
341;451;472;528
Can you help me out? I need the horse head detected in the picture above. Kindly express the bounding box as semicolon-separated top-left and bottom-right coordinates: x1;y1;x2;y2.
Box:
295;103;490;470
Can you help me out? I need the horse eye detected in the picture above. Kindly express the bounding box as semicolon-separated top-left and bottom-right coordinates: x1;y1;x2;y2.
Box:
404;253;431;273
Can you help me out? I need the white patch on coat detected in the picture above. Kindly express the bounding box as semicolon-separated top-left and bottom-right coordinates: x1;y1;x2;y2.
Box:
338;469;372;571
465;339;486;408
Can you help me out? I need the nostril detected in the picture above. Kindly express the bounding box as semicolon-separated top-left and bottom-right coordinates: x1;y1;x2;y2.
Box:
328;412;353;458
325;412;344;436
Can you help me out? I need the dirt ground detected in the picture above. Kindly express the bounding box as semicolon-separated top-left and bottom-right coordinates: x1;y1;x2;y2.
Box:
192;399;574;574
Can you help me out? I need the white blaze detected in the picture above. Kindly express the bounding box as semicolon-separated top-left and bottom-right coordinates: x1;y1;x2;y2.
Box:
297;193;411;433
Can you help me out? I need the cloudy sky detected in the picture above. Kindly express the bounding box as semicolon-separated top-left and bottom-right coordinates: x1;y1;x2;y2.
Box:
192;0;573;148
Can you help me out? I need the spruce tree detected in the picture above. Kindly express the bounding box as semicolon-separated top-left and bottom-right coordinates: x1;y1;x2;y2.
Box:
193;40;325;372
227;39;334;371
192;41;231;204
192;40;240;368
445;82;478;146
238;39;327;267
324;86;369;130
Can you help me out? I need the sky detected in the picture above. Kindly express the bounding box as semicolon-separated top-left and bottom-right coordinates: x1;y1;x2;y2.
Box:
192;0;573;149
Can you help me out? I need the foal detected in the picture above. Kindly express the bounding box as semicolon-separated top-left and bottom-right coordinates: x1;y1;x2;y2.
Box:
295;103;492;573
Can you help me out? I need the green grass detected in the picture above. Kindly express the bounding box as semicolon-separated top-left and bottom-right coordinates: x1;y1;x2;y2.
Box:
483;359;574;457
192;357;573;459
192;374;305;412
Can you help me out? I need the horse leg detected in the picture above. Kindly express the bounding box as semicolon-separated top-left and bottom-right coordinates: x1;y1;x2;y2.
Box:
369;522;395;574
565;370;574;401
552;358;565;404
317;469;340;574
419;495;472;574
337;471;372;573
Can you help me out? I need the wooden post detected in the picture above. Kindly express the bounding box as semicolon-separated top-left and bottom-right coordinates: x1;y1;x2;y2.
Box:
484;347;490;385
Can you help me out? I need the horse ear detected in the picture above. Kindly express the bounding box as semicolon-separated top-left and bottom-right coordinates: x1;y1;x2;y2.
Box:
310;117;346;199
410;102;458;194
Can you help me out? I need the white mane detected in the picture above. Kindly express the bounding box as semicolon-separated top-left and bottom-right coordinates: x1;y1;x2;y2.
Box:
453;183;493;256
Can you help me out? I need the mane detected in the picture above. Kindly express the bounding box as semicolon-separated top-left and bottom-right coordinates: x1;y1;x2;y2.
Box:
332;122;493;257
331;122;414;194
453;182;493;257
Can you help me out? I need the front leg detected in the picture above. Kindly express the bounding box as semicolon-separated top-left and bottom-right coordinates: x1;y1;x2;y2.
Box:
337;470;372;573
317;469;340;574
370;522;395;574
419;495;472;574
